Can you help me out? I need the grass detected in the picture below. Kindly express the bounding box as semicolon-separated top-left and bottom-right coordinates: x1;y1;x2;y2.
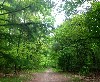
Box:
0;71;32;82
64;72;86;82
0;68;46;82
0;77;27;82
51;68;62;72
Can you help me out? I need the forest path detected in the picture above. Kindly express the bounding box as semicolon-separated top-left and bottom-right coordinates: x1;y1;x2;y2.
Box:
30;69;70;82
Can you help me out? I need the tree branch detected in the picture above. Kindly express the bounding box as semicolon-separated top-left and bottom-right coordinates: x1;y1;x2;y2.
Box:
0;5;31;15
0;22;40;26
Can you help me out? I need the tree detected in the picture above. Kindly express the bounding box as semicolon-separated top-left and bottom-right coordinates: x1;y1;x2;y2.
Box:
53;2;100;74
0;0;54;73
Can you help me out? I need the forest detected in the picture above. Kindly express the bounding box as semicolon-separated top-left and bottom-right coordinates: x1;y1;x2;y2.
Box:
0;0;100;82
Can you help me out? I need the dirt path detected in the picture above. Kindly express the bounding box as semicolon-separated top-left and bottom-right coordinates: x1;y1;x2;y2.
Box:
30;69;69;82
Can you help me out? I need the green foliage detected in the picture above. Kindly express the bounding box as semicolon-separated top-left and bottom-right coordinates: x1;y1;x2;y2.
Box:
62;0;93;18
0;0;100;77
53;2;100;75
0;0;53;74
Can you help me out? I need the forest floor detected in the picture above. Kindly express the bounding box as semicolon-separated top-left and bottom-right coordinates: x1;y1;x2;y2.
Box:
30;69;70;82
0;69;100;82
29;69;100;82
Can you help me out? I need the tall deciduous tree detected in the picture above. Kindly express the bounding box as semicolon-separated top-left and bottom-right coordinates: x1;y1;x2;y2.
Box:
0;0;53;73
